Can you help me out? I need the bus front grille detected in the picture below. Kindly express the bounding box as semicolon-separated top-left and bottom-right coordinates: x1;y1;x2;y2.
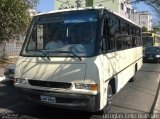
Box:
28;80;72;89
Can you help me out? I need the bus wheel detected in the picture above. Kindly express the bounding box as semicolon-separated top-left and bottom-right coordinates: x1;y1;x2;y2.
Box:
129;68;136;82
129;75;136;82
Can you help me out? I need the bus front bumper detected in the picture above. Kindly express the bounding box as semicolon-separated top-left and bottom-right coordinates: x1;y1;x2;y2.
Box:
16;87;100;112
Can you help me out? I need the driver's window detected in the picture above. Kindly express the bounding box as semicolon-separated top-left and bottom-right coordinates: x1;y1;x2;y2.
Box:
37;25;44;49
27;25;44;51
27;28;36;50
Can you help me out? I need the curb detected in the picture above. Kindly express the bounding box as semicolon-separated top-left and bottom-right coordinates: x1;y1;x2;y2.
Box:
152;74;160;119
153;91;160;113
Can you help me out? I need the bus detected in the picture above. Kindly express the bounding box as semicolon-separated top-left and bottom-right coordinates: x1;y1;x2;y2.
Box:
142;32;160;47
14;7;143;113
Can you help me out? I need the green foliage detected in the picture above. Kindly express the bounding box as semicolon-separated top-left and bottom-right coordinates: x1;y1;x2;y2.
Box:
85;0;93;7
149;26;160;34
152;26;160;32
142;26;148;32
0;0;38;41
25;0;39;8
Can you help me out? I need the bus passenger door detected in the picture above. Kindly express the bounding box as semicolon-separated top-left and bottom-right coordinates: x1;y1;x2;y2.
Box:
102;15;124;92
102;16;119;89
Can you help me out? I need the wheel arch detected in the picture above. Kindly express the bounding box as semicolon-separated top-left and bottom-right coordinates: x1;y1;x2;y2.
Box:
109;77;116;94
135;63;138;72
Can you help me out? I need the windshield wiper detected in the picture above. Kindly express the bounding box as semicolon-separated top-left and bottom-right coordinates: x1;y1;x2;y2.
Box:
27;50;50;60
47;50;82;61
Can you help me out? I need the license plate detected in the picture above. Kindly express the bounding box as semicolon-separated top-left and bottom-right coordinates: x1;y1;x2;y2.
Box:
40;95;56;103
156;55;160;58
9;74;14;78
148;57;153;60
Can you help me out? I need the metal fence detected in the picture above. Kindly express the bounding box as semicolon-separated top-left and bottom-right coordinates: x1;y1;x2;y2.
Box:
0;40;23;58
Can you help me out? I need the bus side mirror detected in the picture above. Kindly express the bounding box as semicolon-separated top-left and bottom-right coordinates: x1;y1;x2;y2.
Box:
102;37;107;53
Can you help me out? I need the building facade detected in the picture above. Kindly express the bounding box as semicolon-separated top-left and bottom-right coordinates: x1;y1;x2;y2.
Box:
55;0;85;10
55;0;133;20
54;0;152;29
134;11;152;30
94;0;133;20
28;9;37;17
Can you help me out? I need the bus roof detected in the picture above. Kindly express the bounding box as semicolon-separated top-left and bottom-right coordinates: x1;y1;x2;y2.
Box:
142;32;160;37
35;7;139;27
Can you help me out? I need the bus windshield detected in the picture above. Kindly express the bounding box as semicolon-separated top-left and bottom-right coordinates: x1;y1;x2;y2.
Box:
142;37;153;47
22;11;97;57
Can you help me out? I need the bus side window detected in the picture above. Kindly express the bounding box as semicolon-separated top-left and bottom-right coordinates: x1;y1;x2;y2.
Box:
132;27;137;47
102;18;108;52
136;28;142;46
109;16;119;51
116;35;123;50
103;17;116;51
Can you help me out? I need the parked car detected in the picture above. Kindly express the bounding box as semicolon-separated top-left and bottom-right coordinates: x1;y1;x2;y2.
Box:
4;64;16;81
143;46;160;63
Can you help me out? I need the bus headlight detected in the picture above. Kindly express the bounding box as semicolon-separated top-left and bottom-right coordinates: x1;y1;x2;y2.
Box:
75;83;98;91
156;55;160;58
15;79;27;84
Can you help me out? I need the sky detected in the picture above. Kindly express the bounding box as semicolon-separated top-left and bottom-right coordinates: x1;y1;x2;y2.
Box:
132;2;157;24
36;0;54;12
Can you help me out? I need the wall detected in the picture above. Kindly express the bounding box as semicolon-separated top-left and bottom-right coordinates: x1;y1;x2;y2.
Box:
134;11;152;30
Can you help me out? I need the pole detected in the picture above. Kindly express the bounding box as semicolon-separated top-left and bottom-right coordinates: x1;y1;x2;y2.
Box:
76;0;82;8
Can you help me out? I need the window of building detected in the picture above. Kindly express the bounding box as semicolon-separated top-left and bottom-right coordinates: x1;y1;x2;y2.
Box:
121;3;124;10
127;8;130;14
127;8;131;19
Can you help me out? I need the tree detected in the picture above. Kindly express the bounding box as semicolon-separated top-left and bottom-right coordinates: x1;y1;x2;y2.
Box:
25;0;39;8
0;0;38;59
132;0;160;13
0;0;39;42
85;0;93;7
149;26;160;33
142;26;148;32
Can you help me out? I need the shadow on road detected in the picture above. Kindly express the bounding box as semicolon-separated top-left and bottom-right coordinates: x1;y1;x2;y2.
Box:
0;82;104;119
11;103;105;119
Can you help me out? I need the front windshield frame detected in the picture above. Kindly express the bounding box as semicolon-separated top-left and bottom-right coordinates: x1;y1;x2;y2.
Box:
145;47;160;53
20;10;99;58
142;36;154;47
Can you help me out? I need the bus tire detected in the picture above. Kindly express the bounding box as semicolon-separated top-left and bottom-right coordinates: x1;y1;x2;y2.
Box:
98;85;112;115
129;66;137;82
129;75;136;82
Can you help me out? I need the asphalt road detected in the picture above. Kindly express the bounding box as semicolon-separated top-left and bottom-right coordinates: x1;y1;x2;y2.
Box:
0;63;160;119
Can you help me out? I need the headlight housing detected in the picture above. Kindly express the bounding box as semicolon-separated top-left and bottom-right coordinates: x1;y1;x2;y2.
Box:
15;79;27;84
75;83;98;91
156;55;160;58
